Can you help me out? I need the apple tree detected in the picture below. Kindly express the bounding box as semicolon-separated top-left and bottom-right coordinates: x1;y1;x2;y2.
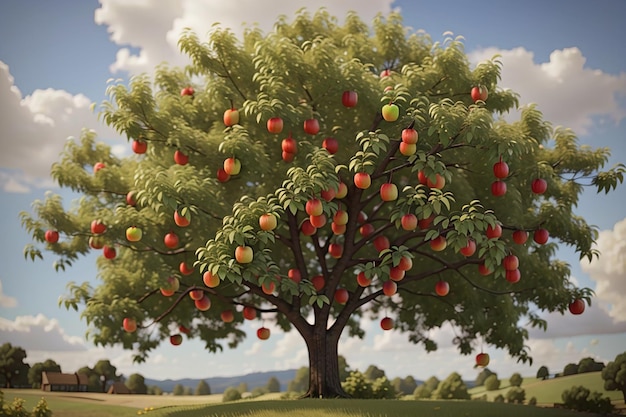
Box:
21;10;625;398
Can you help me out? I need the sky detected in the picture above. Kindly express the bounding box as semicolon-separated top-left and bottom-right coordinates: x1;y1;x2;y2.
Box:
0;0;625;384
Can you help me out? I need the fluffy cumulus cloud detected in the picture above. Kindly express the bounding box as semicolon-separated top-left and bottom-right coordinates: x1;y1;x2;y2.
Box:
95;0;395;75
0;279;17;308
468;47;626;135
0;62;121;193
0;314;86;351
581;217;626;322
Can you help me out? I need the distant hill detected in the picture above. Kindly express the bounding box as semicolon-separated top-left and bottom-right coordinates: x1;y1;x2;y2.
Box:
145;369;297;393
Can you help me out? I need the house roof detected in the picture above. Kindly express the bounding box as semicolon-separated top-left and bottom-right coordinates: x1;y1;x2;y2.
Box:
41;372;89;386
108;381;131;394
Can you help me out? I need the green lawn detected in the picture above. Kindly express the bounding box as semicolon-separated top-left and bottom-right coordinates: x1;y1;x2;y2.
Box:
2;391;139;417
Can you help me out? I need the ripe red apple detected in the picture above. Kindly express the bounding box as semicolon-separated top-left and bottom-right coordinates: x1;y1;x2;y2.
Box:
305;198;323;216
303;118;320;135
389;266;405;282
257;327;271;340
174;210;190;227
160;276;180;296
491;180;507;197
179;261;194;276
471;86;488;102
532;178;548;194
180;86;194;97
430;235;447;251
164;231;179;249
374;235;390;252
435;280;450;296
418;215;434;230
288;268;301;283
475;352;490;367
380;183;398;202
223;108;239;126
322;137;338;154
512;230;528;245
568;299;586;315
93;162;105;173
217;168;230;183
478;263;492;276
493;160;509;179
102;245;116;259
381;103;399;122
220;310;235;323
267;117;283;134
380;69;392;78
300;219;317;236
359;223;375;238
380;316;394;330
235;245;253;263
399;142;417;156
334;288;349;304
417;170;428;185
357;211;367;224
189;289;204;300
309;214;327;228
356;271;371;287
320;187;336;202
459;239;476;257
259;213;277;231
89;236;104;250
398;256;413;271
282;151;295;162
486;223;502;239
342;91;358;108
401;213;418;231
505;269;521;283
194;295;211;311
174;150;189;165
533;228;549;244
333;210;349;226
170;334;183;346
328;243;343;259
401;128;418;144
243;306;257;320
132;139;147;154
203;271;220;288
354;172;371;190
262;281;276;295
91;219;106;234
336;182;348;199
282;136;297;154
178;325;191;335
44;230;59;243
382;280;397;296
312;275;325;291
123;317;137;333
426;174;445;189
223;157;241;175
503;254;519;271
126;191;137;206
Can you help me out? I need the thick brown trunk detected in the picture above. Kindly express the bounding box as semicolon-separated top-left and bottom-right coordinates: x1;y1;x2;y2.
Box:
302;323;347;398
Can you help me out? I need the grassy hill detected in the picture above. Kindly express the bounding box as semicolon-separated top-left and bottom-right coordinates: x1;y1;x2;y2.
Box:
468;371;623;404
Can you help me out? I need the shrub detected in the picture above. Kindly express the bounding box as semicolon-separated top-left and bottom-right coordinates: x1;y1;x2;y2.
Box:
342;371;374;399
250;386;268;398
509;372;523;387
561;385;614;415
413;385;432;399
505;387;526;404
528;396;537;406
484;374;501;391
494;394;505;403
372;376;396;399
222;387;242;402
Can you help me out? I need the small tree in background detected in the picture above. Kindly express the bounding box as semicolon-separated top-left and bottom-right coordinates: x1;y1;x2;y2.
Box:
27;359;61;389
602;351;626;402
126;373;148;394
413;384;432;399
433;372;470;400
237;382;249;394
266;376;281;393
475;368;494;387
509;372;523;387
172;384;185;396
484;374;500;391
561;385;614;414
372;376;396;399
364;365;386;381
342;371;374;399
505;387;525;404
195;379;211;395
222;387;242;402
577;357;605;374
563;363;578;376
536;366;549;380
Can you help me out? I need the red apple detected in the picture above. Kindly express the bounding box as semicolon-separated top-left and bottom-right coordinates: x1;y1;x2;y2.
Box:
357;211;368;224
430;235;447;251
418;215;434;230
223;157;241;175
44;230;59;243
267;117;283;134
533;228;549;244
328;243;343;259
354;172;371;189
102;245;116;259
180;86;194;97
459;239;476;257
257;327;271;340
174;210;190;227
333;210;349;226
189;289;204;300
221;310;235;323
164;231;179;249
401;128;418;144
568;299;585;315
374;235;390;252
389;266;405;282
382;280;397;296
160;276;180;296
471;86;488;102
398;256;413;271
380;183;398;202
356;271;371;287
303;118;320;135
235;245;253;263
493;160;509;179
203;271;220;288
380;316;394;330
243;306;257;320
322;137;339;154
399;142;416;156
334;288;349;304
288;269;301;283
505;269;521;283
478;263;492;276
512;230;528;245
282;151;295;162
336;182;348;199
179;261;194;276
282;136;297;154
259;213;277;231
342;91;358;108
89;236;104;250
126;191;137;206
174;150;189;165
132;139;147;154
311;275;325;291
123;317;137;333
93;162;105;173
223;108;239;126
382;103;399;122
380;69;392;78
262;281;276;295
401;213;418;231
178;325;191;334
532;178;548;194
309;214;327;228
475;352;490;367
426;174;445;189
217;168;230;183
417;170;428;185
306;198;323;216
170;334;183;346
491;180;507;197
503;254;519;271
359;223;375;238
486;223;502;239
126;226;142;242
91;219;107;234
194;295;211;311
320;187;336;202
435;280;449;296
301;219;317;236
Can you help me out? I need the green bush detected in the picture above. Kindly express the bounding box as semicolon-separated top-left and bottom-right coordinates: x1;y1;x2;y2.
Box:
342;371;374;399
413;385;431;399
250;386;269;398
484;374;500;391
222;387;242;402
0;391;52;417
505;387;525;404
528;396;537;406
494;394;504;403
561;385;614;415
372;377;396;399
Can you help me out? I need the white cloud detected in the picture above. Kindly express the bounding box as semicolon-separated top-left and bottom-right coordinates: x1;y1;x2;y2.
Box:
0;279;17;308
0;314;86;351
581;217;626;322
469;47;626;135
0;61;122;193
95;0;395;75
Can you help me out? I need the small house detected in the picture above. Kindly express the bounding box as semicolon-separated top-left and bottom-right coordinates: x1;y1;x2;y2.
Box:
41;372;88;392
107;381;131;394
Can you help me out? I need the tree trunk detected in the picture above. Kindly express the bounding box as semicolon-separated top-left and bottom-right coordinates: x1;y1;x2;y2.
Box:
301;323;347;398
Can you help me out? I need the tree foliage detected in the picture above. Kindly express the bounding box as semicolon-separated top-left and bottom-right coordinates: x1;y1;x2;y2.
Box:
0;343;29;389
222;387;242;402
509;372;523;387
27;359;62;389
392;375;417;396
563;363;578;377
20;8;624;398
601;351;626;402
561;385;614;415
484;374;500;391
475;367;494;387
536;365;549;380
577;357;605;374
341;371;374;399
413;384;432;399
364;365;386;381
505;387;525;404
266;376;281;393
126;373;147;394
433;372;470;400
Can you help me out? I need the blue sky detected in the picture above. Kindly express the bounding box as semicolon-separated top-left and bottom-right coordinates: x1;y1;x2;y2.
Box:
0;0;625;382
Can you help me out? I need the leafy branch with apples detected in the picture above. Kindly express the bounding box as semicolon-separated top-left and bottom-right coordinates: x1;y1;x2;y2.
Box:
20;10;625;398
